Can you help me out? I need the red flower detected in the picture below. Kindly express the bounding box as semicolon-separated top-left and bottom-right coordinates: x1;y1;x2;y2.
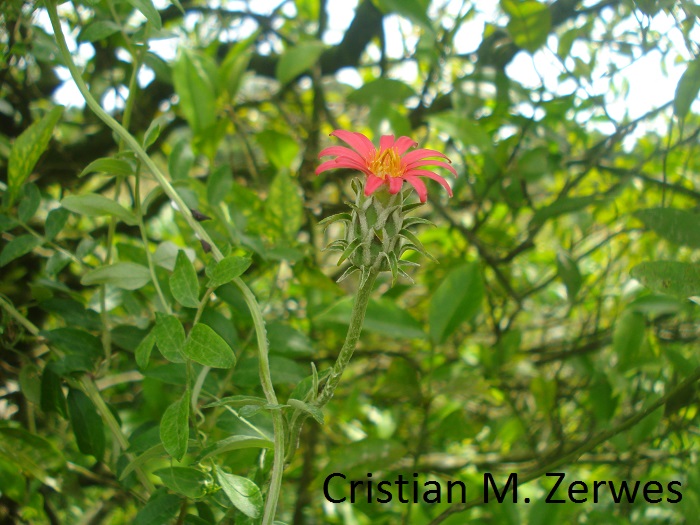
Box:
315;130;456;203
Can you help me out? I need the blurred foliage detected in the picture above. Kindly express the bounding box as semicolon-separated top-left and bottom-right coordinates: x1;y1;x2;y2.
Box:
1;0;700;523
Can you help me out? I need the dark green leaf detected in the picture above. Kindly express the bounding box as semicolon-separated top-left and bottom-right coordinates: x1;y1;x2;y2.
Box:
183;323;236;368
67;389;105;460
170;250;200;308
135;330;156;369
198;435;274;461
160;392;190;461
0;235;41;267
154;313;186;363
18;183;41;222
429;262;484;344
41;364;67;418
78;20;121;43
45;208;70;241
61;194;138;225
557;252;582;301
133;489;180;525
154;467;209;499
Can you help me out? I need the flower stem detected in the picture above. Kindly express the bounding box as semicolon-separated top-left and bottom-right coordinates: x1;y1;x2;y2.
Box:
286;269;378;461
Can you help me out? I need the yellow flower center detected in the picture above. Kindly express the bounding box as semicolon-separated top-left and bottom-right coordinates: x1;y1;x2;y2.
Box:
369;148;404;180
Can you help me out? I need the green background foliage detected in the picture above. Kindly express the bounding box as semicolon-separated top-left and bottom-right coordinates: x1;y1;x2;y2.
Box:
1;0;700;523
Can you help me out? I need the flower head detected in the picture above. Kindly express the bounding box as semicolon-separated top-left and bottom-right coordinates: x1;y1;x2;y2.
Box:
316;130;456;203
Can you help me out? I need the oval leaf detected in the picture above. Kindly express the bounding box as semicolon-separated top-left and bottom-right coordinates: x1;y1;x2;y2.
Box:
170;250;200;308
67;389;105;461
216;470;263;518
206;255;252;288
429;262;484;345
160;392;190;461
154;313;186;363
276;40;325;84
635;208;700;249
183;323;236;368
62;194;138;226
81;262;151;290
631;261;700;299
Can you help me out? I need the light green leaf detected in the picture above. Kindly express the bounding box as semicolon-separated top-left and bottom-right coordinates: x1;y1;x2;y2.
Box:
172;50;216;135
531;195;601;227
135;331;156;369
125;0;162;30
348;78;417;105
61;194;138;226
154;313;186;363
631;261;700;299
557;252;582;301
256;130;300;169
168;137;194;180
207;164;233;206
79;157;135;178
8;106;63;205
502;0;552;53
206;255;252;288
322;438;407;479
265;171;303;241
183;323;236;368
0;235;42;267
216;470;263;518
287;398;324;425
170;250;200;308
429;262;484;345
78;20;121;43
45;208;70;241
674;57;700;118
154;467;209;499
635;208;700;249
198;435;274;461
160;392;190;461
276;40;325;84
613;310;646;370
81;262;151;290
67;389;105;461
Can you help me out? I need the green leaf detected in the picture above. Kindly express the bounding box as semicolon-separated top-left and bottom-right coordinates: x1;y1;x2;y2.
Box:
216;470;263;518
207;164;233;206
557;252;582;301
276;40;325;84
287;399;324;425
135;330;156;369
170;250;200;308
631;261;700;299
18;183;41;222
206;255;252;288
316;297;425;339
0;234;41;267
172;50;216;135
256;130;300;169
429;262;484;345
45;208;70;241
61;194;138;225
198;435;274;461
125;0;162;30
81;262;151;290
79;157;135;178
41;364;67;418
154;467;209;499
267;322;314;356
374;0;434;33
67;389;105;460
183;323;236;368
674;57;700;118
635;208;700;249
265;171;304;240
502;0;552;53
78;20;121;43
531;195;601;227
428;112;493;154
154;313;186;363
168;137;194;180
7;106;63;205
41;327;103;361
348;78;417;105
134;489;180;525
160;392;190;461
0;428;65;491
321;438;407;480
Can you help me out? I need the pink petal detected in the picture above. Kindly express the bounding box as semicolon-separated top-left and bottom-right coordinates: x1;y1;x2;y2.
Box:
404;159;458;176
404;169;453;196
394;136;417;155
318;146;367;165
379;135;395;151
401;148;451;164
403;176;428;203
316;158;371;176
330;130;376;158
388;176;403;194
364;174;385;195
